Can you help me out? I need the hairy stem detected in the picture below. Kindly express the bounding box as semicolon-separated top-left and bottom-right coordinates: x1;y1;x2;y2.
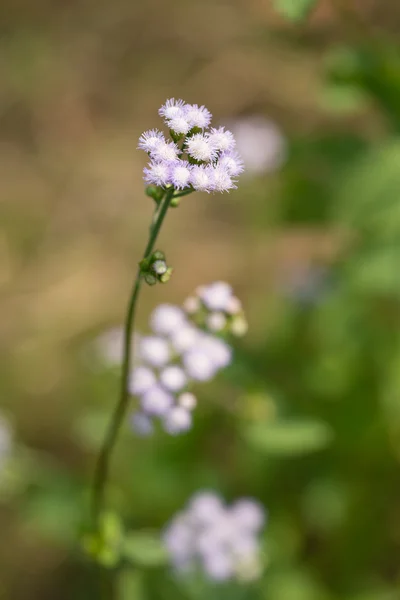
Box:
91;187;175;529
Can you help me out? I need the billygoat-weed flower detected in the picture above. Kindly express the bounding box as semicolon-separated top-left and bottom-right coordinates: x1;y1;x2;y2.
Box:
89;100;247;553
163;491;266;582
138;98;244;194
97;282;246;436
127;282;244;435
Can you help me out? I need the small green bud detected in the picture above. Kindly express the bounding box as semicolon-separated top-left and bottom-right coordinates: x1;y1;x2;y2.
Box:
145;185;164;202
144;273;157;286
159;267;173;283
170;196;181;208
152;249;165;261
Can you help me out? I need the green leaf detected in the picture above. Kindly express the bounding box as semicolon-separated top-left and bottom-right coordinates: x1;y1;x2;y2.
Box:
123;531;168;567
244;419;333;456
273;0;318;22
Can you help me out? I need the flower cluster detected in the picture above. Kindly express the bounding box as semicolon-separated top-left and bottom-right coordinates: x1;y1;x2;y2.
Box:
128;282;245;435
163;491;266;582
138;99;244;194
184;281;248;337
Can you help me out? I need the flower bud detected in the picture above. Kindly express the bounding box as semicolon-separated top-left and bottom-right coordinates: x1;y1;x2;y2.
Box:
152;260;168;275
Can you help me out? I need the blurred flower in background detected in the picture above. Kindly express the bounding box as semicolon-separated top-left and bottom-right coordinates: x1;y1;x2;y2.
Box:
227;116;287;175
163;491;266;582
95;283;246;436
0;414;12;473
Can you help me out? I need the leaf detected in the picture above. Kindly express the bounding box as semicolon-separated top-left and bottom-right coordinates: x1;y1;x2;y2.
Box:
123;531;168;567
244;419;333;456
273;0;318;22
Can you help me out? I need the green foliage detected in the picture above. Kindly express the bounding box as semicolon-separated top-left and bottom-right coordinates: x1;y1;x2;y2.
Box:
123;531;168;567
244;419;333;456
273;0;318;22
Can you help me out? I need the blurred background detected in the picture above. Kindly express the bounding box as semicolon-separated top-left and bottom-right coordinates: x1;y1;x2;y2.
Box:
2;0;400;598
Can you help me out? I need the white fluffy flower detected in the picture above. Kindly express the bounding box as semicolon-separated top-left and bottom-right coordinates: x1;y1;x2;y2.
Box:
182;348;217;381
171;162;192;190
178;392;197;411
163;406;192;434
225;296;242;314
185;104;212;129
150;140;180;162
141;385;174;416
167;116;191;135
130;412;154;436
183;296;201;314
185;134;216;162
229;116;287;174
137;129;165;153
159;98;187;121
206;312;227;332
208;126;236;153
199;282;233;311
143;161;171;187
163;491;266;582
150;304;186;336
230;500;266;531
190;165;212;192
209;164;236;193
129;366;157;396
160;365;188;392
139;336;171;367
198;335;232;369
170;325;200;354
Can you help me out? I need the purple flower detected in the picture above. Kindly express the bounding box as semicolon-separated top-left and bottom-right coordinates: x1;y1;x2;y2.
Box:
138;129;165;153
143;161;171;187
209;164;237;193
141;385;174;416
170;161;192;190
218;151;245;177
185;133;217;163
208;126;236;153
163;406;192;434
190;165;212;192
159;98;187;121
150;140;180;163
184;104;212;129
163;491;266;582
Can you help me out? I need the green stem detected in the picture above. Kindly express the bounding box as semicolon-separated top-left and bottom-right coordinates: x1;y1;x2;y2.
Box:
91;187;175;529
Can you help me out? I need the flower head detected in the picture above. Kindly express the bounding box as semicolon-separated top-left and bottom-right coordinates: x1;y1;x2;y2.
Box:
163;492;266;582
208;126;236;153
190;165;212;192
143;161;171;187
185;134;216;163
185;104;212;129
170;161;192;190
138;129;165;153
163;406;192;434
218;151;245;177
209;164;236;193
150;140;180;162
139;99;244;193
159;98;187;121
